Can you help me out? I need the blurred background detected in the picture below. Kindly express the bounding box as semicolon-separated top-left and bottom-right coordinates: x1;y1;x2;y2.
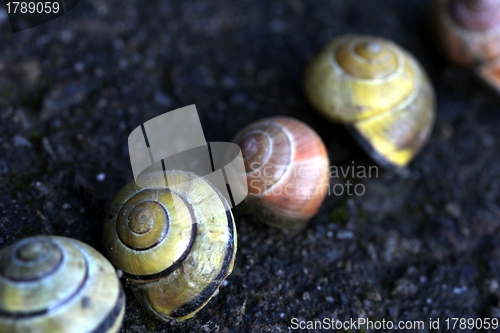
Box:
0;0;499;332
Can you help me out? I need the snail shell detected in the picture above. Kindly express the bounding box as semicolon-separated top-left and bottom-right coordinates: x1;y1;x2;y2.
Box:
304;35;435;169
0;236;125;333
431;0;500;66
102;170;236;321
232;116;330;229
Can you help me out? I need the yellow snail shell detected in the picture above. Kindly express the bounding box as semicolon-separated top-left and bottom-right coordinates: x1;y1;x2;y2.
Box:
304;35;436;170
0;236;125;333
102;170;236;321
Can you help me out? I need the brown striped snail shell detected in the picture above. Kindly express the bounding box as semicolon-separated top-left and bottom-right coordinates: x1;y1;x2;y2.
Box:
232;116;330;230
102;170;236;321
0;236;125;333
304;35;435;170
431;0;500;66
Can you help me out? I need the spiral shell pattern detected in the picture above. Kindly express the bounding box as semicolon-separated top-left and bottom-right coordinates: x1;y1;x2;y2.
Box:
0;236;125;333
433;0;500;65
103;170;236;321
233;117;330;229
304;35;435;168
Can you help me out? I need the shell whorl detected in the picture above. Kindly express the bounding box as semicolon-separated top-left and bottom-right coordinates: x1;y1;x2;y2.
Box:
102;170;237;320
335;39;400;80
234;117;330;229
433;0;500;66
0;236;125;333
305;35;417;123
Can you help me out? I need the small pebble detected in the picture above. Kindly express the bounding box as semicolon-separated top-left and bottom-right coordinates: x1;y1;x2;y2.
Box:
32;181;50;196
96;173;106;182
365;291;381;302
391;278;418;298
62;203;70;210
484;279;499;294
74;61;85;72
97;99;108;109
42;81;89;119
388;304;400;317
154;91;173;107
453;286;467;294
445;202;461;219
302;292;311;301
42;137;57;160
325;296;334;303
60;29;74;43
337;230;354;240
12;135;32;148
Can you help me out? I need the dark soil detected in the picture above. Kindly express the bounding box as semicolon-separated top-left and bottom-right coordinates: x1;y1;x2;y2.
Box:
1;0;500;332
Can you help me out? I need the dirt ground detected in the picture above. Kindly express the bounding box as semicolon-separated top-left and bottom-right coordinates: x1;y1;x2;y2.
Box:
1;0;500;332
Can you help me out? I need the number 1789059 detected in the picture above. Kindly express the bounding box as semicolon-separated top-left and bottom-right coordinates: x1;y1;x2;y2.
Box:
5;1;60;14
